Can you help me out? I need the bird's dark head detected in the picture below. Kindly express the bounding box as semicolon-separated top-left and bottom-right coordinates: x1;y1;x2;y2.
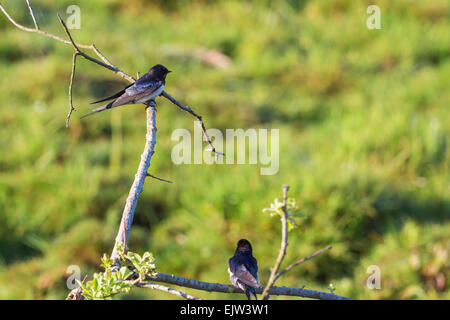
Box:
236;239;253;254
149;64;172;80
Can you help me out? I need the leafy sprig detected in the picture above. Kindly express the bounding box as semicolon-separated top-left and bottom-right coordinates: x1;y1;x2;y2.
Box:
263;197;306;231
78;243;157;300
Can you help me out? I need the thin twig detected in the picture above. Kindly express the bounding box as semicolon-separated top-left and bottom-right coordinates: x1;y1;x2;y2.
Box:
25;0;39;30
148;272;352;300
57;13;79;51
261;184;290;300
146;173;173;184
55;13;135;81
0;2;91;49
91;44;116;67
1;4;135;125
66;52;78;128
2;0;131;78
161;91;224;157
136;281;202;300
275;245;333;281
53;14;135;125
0;2;135;124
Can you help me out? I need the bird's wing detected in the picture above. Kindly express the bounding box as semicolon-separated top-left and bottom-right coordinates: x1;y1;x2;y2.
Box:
90;83;134;104
246;256;259;283
125;78;161;94
90;70;161;105
82;77;163;118
110;80;162;107
233;264;260;288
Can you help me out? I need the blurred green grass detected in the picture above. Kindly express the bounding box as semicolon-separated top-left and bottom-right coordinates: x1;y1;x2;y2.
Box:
0;0;448;299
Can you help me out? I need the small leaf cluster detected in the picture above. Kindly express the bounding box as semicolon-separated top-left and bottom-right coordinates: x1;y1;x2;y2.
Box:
263;197;306;231
79;244;157;300
328;283;336;294
123;251;157;280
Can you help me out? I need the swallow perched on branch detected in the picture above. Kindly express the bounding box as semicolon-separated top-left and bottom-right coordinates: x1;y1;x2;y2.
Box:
81;64;171;118
228;239;261;300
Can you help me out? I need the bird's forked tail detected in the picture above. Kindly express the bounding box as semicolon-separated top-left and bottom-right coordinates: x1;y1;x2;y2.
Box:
80;101;114;119
245;287;257;300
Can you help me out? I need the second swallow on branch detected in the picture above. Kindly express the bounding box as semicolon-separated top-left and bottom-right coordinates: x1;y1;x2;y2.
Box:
228;239;261;300
81;64;171;118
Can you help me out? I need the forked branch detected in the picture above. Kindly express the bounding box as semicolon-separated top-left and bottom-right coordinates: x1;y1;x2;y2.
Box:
261;185;336;300
261;184;290;300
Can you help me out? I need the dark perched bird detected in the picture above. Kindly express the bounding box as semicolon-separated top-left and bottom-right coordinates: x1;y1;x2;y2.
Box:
81;64;171;118
228;239;260;300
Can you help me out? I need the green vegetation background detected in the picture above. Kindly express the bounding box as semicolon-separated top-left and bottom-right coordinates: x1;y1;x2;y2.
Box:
0;0;448;300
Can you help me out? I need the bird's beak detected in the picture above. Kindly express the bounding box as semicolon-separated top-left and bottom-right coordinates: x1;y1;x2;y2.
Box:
167;70;172;73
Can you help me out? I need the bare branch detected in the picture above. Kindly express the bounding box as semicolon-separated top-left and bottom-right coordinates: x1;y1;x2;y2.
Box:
55;14;135;82
161;91;224;157
66;52;78;128
56;13;79;51
0;3;137;126
0;4;135;77
0;2;91;49
261;184;290;300
275;245;333;281
78;50;136;83
25;0;39;30
52;14;135;125
148;272;352;300
136;281;202;300
110;102;157;261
